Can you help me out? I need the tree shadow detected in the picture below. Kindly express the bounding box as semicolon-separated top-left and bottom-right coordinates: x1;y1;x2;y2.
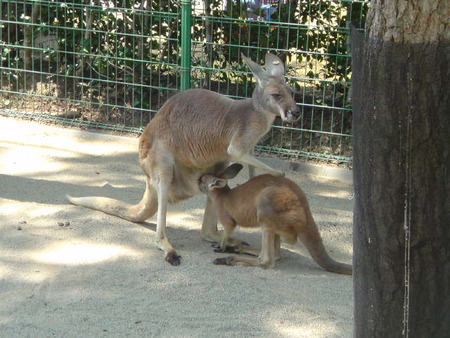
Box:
0;173;143;205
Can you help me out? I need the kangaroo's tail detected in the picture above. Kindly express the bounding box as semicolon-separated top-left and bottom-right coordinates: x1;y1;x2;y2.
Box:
298;217;352;275
66;184;157;223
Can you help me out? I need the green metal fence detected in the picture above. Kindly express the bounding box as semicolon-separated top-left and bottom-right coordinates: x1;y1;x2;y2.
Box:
0;0;368;164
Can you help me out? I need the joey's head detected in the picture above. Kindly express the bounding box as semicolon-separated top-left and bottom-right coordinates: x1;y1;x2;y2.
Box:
242;53;300;124
199;163;244;195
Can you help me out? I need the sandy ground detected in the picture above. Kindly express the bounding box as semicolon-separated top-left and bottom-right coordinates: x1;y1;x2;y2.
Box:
0;116;354;337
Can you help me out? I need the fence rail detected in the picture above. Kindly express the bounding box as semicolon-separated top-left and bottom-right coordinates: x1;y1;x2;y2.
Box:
0;0;369;165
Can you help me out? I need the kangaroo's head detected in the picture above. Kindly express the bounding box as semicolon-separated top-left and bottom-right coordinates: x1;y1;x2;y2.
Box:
199;163;244;195
242;53;300;123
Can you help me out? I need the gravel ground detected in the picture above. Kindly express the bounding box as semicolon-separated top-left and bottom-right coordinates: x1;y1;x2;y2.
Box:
0;116;354;337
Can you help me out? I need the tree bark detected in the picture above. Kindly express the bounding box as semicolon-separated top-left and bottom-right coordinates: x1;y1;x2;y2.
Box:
203;0;213;87
352;0;450;336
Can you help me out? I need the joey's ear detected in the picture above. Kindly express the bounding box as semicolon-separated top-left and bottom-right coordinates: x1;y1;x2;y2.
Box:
265;53;285;77
241;53;267;86
218;163;244;180
209;178;228;190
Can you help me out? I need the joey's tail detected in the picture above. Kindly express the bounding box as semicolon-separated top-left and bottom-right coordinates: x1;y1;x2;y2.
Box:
66;184;158;223
298;218;352;275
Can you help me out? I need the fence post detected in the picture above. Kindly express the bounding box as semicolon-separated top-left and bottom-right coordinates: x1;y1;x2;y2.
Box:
180;0;192;91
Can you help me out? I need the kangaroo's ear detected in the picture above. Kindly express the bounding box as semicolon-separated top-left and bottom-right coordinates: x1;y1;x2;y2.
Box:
209;178;228;190
265;53;285;77
219;163;244;180
242;53;267;86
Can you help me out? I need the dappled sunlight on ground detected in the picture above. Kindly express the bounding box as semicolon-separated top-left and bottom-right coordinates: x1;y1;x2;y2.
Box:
315;189;354;200
0;145;71;175
312;207;353;223
0;199;32;216
0;117;137;157
1;200;63;219
0;117;354;337
0;264;51;284
270;317;342;338
35;241;142;265
166;208;205;227
0;117;140;188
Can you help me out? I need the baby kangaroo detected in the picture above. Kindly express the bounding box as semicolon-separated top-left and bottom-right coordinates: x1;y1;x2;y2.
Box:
199;163;352;275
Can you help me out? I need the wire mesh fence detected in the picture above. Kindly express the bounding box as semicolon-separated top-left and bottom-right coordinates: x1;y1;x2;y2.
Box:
0;0;368;164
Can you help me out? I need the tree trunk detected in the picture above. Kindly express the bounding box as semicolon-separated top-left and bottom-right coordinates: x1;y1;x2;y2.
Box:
23;1;41;70
352;0;450;336
203;0;213;87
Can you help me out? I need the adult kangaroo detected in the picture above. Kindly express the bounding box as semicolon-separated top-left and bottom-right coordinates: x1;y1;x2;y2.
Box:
199;163;352;275
66;53;300;266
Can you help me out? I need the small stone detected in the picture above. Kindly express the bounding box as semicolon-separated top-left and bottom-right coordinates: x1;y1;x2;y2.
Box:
58;222;64;227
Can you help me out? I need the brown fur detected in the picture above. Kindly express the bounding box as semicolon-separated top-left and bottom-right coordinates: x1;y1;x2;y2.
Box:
199;164;352;274
66;54;300;265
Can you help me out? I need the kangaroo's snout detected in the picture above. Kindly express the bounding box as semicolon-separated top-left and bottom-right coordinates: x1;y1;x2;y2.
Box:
280;104;300;124
284;106;300;123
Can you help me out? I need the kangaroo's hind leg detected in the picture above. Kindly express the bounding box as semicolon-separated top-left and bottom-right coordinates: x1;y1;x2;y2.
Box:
154;173;181;266
227;234;281;260
147;150;181;266
213;228;277;269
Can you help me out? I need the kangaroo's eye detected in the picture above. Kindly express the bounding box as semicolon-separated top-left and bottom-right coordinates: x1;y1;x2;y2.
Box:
271;93;282;100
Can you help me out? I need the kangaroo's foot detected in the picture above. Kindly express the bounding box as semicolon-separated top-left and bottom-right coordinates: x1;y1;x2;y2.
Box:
165;251;181;266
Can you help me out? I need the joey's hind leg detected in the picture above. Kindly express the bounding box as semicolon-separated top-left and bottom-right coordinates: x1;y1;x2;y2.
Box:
214;229;277;269
238;234;280;259
256;229;277;268
216;233;281;259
